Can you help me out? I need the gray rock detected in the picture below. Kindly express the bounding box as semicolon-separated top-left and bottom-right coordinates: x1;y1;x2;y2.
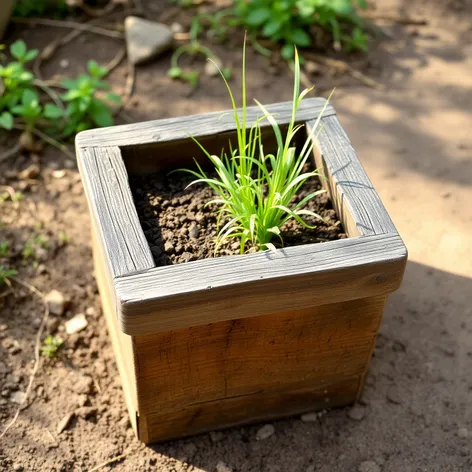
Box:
125;16;173;65
164;241;175;254
301;412;318;422
57;412;74;434
457;427;469;438
10;391;25;405
170;22;184;34
189;225;200;239
45;290;68;316
255;424;275;440
358;461;381;472
348;404;366;421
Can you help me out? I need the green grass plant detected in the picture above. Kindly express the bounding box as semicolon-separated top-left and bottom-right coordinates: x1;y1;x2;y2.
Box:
178;42;331;253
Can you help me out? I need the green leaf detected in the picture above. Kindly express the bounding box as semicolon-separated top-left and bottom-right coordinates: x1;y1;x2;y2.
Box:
10;40;27;60
106;92;122;104
87;60;108;78
281;43;295;59
262;20;282;38
246;7;272;26
44;104;64;119
0;112;13;130
89;100;114;127
21;88;39;106
168;67;183;79
24;49;39;62
60;78;77;89
288;28;312;47
222;67;232;80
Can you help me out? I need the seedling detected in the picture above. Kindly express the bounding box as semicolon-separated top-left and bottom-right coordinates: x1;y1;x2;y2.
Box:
40;335;64;359
0;266;16;286
168;17;231;87
179;43;330;253
0;241;9;257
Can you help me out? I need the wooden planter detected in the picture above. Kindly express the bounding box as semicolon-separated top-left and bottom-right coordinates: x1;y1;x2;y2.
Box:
76;98;407;444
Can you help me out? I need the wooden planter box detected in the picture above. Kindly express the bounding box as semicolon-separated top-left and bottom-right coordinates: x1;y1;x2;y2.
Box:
76;98;407;444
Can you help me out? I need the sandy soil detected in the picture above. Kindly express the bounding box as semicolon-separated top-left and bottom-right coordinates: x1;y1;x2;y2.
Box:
1;0;472;471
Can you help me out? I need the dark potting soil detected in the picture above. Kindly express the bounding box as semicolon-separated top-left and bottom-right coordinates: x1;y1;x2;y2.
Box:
130;170;346;266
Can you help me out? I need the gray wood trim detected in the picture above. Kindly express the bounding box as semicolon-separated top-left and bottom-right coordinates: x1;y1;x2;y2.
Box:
314;115;397;236
115;233;407;335
76;98;335;148
77;145;154;278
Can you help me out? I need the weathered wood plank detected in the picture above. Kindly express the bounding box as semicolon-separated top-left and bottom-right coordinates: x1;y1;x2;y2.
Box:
312;114;397;236
134;295;386;415
115;233;406;335
76;98;335;148
77;145;154;278
92;226;139;435
140;376;360;443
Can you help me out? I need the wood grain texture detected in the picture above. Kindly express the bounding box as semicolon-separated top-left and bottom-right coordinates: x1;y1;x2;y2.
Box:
134;295;385;415
77;145;154;278
312;114;397;236
92;226;139;435
76;98;335;148
140;377;360;443
115;233;406;335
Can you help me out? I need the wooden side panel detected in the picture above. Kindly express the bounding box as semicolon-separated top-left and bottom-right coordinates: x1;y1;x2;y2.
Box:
78;145;154;278
116;233;406;335
134;295;385;416
311;115;397;237
140;377;360;443
92;227;139;435
76;98;335;148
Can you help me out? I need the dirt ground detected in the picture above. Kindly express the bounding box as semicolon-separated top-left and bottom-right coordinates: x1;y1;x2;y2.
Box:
1;0;472;471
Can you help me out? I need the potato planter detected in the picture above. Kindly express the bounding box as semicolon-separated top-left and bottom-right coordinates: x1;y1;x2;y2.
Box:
76;98;407;443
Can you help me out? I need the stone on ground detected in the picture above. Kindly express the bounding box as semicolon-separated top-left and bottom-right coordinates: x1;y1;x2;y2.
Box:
45;290;68;316
256;424;275;440
358;461;381;472
125;16;173;65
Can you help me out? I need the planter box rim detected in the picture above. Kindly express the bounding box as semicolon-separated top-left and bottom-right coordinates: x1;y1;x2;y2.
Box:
76;98;407;336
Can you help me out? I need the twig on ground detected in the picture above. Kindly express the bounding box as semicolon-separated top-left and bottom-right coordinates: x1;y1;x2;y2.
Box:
0;277;49;440
304;53;385;90
104;47;127;78
11;17;124;39
88;451;135;472
0;142;22;164
361;12;428;25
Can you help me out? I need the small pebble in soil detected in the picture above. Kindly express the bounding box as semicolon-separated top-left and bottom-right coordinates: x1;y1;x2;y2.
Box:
348;404;366;421
301;412;318;422
216;461;233;472
65;314;88;335
13;465;23;471
255;424;275;440
45;290;68;316
75;407;97;419
10;391;25;405
189;225;200;239
358;460;381;472
57;412;74;434
457;427;469;438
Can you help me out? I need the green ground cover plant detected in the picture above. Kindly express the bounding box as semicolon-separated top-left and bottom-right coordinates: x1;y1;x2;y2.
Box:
0;40;121;152
178;43;330;253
